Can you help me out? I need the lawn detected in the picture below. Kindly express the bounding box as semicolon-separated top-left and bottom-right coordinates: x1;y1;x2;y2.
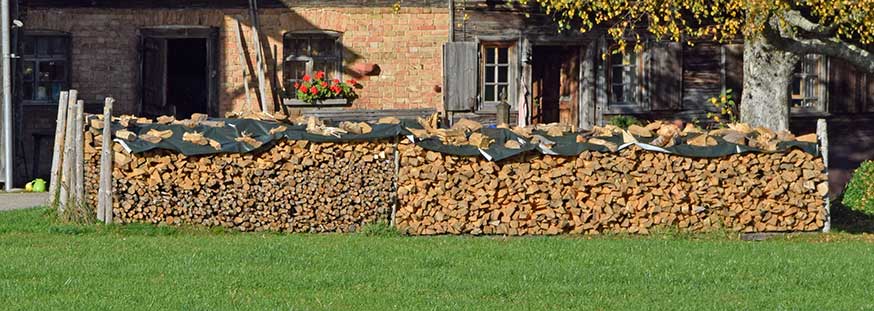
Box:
2;208;874;310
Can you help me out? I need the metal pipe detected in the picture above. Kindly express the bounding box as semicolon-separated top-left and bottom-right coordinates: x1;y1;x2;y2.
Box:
448;0;454;42
2;0;12;191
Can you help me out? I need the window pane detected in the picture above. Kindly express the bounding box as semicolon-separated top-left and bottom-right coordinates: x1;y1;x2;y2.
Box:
39;82;63;102
498;47;508;64
612;66;623;82
284;61;307;83
806;76;818;98
39;61;66;81
23;82;33;100
47;37;66;55
484;85;495;102
611;52;623;65
625;65;637;86
313;60;338;78
497;85;508;101
485;66;495;83
791;78;802;97
36;38;50;56
497;66;508;83
20;37;34;56
311;39;336;57
285;38;308;57
612;85;623;103
486;48;495;64
22;61;34;81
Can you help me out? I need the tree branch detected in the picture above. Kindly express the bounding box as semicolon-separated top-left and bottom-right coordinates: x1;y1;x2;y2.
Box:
781;10;834;36
764;16;874;73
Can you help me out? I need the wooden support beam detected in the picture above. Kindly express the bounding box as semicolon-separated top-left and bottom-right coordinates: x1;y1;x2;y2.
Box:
48;91;70;207
97;98;115;223
74;99;85;210
818;118;830;233
234;20;253;112
59;91;78;213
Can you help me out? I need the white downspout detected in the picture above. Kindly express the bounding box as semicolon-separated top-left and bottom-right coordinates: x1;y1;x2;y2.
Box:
1;0;13;191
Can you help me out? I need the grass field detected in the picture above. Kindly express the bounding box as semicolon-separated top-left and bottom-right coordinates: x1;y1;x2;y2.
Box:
2;207;874;310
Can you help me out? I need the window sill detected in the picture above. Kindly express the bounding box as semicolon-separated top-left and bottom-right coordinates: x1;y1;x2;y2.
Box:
603;105;649;115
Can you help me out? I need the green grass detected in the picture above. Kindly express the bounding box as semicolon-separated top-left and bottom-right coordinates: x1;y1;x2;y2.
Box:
2;208;874;310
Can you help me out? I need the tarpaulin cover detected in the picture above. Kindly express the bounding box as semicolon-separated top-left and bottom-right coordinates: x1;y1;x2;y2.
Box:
106;117;820;161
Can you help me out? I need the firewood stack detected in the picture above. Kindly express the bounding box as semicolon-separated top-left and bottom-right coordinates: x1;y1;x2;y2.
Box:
395;140;827;235
83;130;396;232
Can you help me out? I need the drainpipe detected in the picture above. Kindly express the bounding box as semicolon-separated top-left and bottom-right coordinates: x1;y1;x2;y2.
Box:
1;0;12;191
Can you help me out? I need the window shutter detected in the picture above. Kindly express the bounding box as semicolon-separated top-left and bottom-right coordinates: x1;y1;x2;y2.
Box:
444;42;478;112
649;41;682;110
724;43;744;106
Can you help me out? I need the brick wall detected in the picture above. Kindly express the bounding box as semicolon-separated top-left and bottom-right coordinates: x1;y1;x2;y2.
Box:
23;7;448;115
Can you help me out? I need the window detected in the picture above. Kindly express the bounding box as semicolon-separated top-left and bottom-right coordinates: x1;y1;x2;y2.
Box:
283;32;342;91
481;45;512;109
790;54;827;113
608;50;641;106
20;34;71;104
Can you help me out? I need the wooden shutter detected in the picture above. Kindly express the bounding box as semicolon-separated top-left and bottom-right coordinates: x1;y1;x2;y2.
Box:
140;36;169;118
724;43;744;104
649;41;682;110
444;42;478;112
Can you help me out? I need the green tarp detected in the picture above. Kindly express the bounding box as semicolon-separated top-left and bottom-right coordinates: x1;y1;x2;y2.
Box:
105;117;820;161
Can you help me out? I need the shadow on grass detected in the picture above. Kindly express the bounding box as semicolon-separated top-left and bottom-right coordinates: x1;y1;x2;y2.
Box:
831;195;874;233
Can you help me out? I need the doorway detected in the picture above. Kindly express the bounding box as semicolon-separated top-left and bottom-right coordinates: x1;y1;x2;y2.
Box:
139;27;218;119
531;45;581;125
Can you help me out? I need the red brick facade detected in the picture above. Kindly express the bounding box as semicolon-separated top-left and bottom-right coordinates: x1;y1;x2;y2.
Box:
23;7;448;114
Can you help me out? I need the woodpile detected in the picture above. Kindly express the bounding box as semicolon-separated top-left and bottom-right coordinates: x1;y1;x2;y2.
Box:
83;131;396;232
395;141;827;235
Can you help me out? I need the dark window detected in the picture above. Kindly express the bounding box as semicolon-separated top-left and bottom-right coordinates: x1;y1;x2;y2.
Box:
20;34;71;104
283;32;342;90
790;54;827;113
608;50;641;106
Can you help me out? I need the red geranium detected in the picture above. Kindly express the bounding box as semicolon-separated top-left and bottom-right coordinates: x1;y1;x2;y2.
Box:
315;71;325;80
291;72;363;104
298;85;308;93
332;79;340;85
310;86;318;94
320;81;328;87
302;74;311;82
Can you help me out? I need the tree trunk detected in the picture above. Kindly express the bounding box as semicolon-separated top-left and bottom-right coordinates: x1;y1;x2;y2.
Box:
740;35;800;131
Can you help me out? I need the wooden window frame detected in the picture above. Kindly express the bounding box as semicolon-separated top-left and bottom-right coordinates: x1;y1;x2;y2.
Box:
478;41;516;112
603;42;648;114
790;54;828;114
283;31;343;94
19;31;72;106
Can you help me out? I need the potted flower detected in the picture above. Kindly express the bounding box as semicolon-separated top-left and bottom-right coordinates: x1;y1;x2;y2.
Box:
284;71;362;106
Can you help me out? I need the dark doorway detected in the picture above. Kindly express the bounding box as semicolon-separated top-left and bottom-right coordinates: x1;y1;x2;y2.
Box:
139;27;218;120
531;45;581;125
166;38;208;119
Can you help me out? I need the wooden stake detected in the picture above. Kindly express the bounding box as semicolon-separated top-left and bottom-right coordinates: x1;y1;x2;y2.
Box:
390;136;400;227
817;118;830;233
59;91;78;213
97;97;114;223
74;99;85;209
48;91;70;207
248;0;270;113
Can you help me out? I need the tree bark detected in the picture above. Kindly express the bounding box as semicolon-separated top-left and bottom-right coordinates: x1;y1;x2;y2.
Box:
740;35;799;131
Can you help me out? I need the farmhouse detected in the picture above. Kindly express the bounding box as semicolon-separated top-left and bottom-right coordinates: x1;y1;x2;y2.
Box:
2;0;872;194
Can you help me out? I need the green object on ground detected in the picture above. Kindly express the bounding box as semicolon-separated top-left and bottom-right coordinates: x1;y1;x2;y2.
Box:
843;160;874;216
1;208;873;310
31;179;46;192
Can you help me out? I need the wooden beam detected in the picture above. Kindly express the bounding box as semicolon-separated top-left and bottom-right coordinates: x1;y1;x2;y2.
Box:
818;118;830;233
234;20;253;112
59;91;78;213
48;91;69;207
74;99;86;210
97;98;115;224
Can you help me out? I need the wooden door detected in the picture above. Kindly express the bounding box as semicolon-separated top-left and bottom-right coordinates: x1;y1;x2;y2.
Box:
140;36;169;118
531;46;580;125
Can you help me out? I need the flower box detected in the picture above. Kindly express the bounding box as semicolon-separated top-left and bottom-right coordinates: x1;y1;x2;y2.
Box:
283;97;350;107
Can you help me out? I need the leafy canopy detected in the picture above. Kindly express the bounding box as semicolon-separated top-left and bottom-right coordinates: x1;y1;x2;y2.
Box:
519;0;874;53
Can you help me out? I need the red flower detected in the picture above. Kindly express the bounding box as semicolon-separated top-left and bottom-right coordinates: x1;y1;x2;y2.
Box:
330;85;341;94
320;81;328;87
315;71;325;80
302;74;311;82
293;82;300;89
346;79;358;86
332;79;340;85
310;86;318;94
298;85;308;93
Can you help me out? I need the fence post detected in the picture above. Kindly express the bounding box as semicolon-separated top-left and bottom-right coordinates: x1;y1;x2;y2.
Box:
97;97;114;223
74;100;85;210
48;91;69;207
59;91;78;213
817;118;830;233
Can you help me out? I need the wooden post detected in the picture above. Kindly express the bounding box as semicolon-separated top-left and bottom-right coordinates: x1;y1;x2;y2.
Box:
59;91;78;213
97;98;114;223
74;99;85;209
248;0;270;113
817;118;830;232
48;91;70;207
234;20;253;112
390;137;400;227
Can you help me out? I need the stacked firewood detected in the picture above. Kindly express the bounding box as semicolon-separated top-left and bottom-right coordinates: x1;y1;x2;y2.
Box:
395;140;828;235
83;130;396;232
